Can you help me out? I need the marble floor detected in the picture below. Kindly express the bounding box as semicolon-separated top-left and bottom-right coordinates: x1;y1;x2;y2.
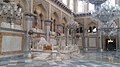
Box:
0;51;120;67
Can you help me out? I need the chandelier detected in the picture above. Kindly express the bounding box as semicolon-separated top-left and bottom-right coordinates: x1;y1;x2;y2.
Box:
0;0;23;24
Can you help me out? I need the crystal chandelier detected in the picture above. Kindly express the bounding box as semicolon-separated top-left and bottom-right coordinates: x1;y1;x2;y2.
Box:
0;0;23;23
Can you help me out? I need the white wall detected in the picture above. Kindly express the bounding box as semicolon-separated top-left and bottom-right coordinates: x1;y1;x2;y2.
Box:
89;38;96;47
2;36;22;52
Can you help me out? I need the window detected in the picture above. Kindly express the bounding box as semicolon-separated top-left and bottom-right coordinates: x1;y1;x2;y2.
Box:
69;0;74;11
77;0;84;13
104;0;115;6
76;28;80;33
63;26;65;34
53;19;56;32
50;18;53;31
69;29;72;35
88;26;97;33
77;0;88;13
76;27;83;33
80;27;83;33
3;0;10;3
88;27;92;33
41;19;43;29
89;3;95;12
62;0;67;5
92;26;97;33
32;17;37;28
39;13;43;29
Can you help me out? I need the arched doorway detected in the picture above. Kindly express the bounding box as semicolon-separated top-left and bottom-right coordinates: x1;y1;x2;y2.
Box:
51;12;60;32
62;17;67;34
87;22;98;49
105;37;116;51
32;4;47;49
34;4;47;30
101;20;118;51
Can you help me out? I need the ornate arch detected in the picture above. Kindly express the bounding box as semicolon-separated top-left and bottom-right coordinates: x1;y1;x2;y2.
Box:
62;13;69;24
35;4;47;19
87;22;97;30
51;12;60;24
34;0;49;16
19;0;29;12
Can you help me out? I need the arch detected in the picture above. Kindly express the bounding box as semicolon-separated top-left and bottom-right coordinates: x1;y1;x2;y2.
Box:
62;17;67;24
78;22;84;27
88;22;97;26
34;0;49;14
33;4;47;30
51;12;60;32
20;0;29;12
88;26;92;33
92;26;97;33
52;12;60;23
35;4;47;18
87;21;97;30
62;17;68;33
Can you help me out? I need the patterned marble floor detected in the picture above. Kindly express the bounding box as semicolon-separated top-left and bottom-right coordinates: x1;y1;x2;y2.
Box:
0;51;120;67
0;58;120;67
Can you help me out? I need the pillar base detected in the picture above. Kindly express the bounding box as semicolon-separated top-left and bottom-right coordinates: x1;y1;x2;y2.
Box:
28;53;32;59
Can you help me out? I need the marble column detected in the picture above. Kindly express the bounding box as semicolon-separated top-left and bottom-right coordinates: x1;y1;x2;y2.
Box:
98;29;103;52
23;14;35;52
116;28;119;50
73;0;78;13
48;3;51;20
57;24;63;46
27;0;33;13
84;2;89;13
67;0;70;7
65;27;69;46
45;20;52;42
84;29;88;51
118;18;120;51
